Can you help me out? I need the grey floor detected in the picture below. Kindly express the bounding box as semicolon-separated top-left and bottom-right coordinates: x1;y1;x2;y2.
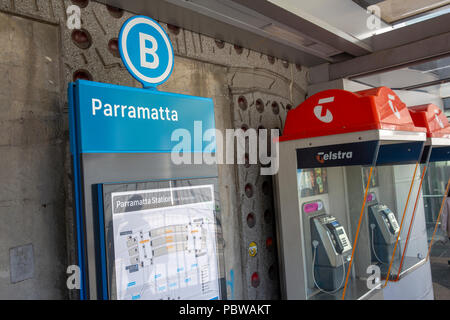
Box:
430;239;450;300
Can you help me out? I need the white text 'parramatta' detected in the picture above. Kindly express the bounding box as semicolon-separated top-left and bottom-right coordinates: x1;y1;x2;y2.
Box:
91;98;179;121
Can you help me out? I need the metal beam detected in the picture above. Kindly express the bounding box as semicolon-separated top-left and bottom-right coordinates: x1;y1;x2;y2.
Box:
94;0;328;66
392;77;450;91
371;13;450;51
323;32;450;82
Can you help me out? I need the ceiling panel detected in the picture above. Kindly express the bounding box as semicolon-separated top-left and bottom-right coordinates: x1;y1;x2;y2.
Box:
354;55;450;98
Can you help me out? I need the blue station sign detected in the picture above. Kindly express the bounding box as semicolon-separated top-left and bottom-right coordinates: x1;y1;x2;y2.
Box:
69;80;215;154
68;16;216;154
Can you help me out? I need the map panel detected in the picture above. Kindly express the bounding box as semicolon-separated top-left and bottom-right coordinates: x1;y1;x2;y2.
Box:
110;185;220;300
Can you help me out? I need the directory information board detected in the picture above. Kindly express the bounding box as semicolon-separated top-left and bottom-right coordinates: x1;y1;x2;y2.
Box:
101;181;222;300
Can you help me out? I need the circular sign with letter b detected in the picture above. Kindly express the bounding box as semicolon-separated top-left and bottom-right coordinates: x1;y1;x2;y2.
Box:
119;16;174;88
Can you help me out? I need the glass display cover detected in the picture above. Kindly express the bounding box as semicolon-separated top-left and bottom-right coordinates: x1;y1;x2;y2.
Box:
98;177;225;300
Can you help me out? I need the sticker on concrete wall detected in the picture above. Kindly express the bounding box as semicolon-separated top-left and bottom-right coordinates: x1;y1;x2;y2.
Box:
111;185;220;300
9;244;34;283
119;15;174;88
248;241;257;257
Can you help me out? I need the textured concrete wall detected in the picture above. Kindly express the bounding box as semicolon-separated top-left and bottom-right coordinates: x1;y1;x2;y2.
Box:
0;11;67;299
0;0;308;299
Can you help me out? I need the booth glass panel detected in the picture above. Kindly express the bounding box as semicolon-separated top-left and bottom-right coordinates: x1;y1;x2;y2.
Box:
346;162;423;296
423;161;450;246
296;164;376;300
394;159;450;279
368;162;425;282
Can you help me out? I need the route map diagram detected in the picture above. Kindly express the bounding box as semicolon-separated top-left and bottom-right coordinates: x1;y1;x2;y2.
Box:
111;185;220;300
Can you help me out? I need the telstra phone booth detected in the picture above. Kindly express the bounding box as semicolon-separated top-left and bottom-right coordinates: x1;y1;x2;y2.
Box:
274;87;427;300
404;104;450;268
379;104;450;284
68;80;226;300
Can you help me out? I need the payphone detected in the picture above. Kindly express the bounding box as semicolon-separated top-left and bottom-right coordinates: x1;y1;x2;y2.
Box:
309;206;352;292
368;202;400;265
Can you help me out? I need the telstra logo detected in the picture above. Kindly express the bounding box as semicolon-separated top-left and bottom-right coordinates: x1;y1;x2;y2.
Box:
313;97;334;123
316;151;353;163
316;154;325;164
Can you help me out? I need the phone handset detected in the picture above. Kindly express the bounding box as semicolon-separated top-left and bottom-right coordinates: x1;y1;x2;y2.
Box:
326;223;345;254
381;209;399;235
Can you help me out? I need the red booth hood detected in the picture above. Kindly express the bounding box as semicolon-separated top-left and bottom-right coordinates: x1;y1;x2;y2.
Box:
408;104;450;144
280;87;426;143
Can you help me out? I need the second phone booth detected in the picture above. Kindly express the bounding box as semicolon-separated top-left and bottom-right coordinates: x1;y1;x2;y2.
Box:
274;87;427;300
393;104;450;279
375;104;450;288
